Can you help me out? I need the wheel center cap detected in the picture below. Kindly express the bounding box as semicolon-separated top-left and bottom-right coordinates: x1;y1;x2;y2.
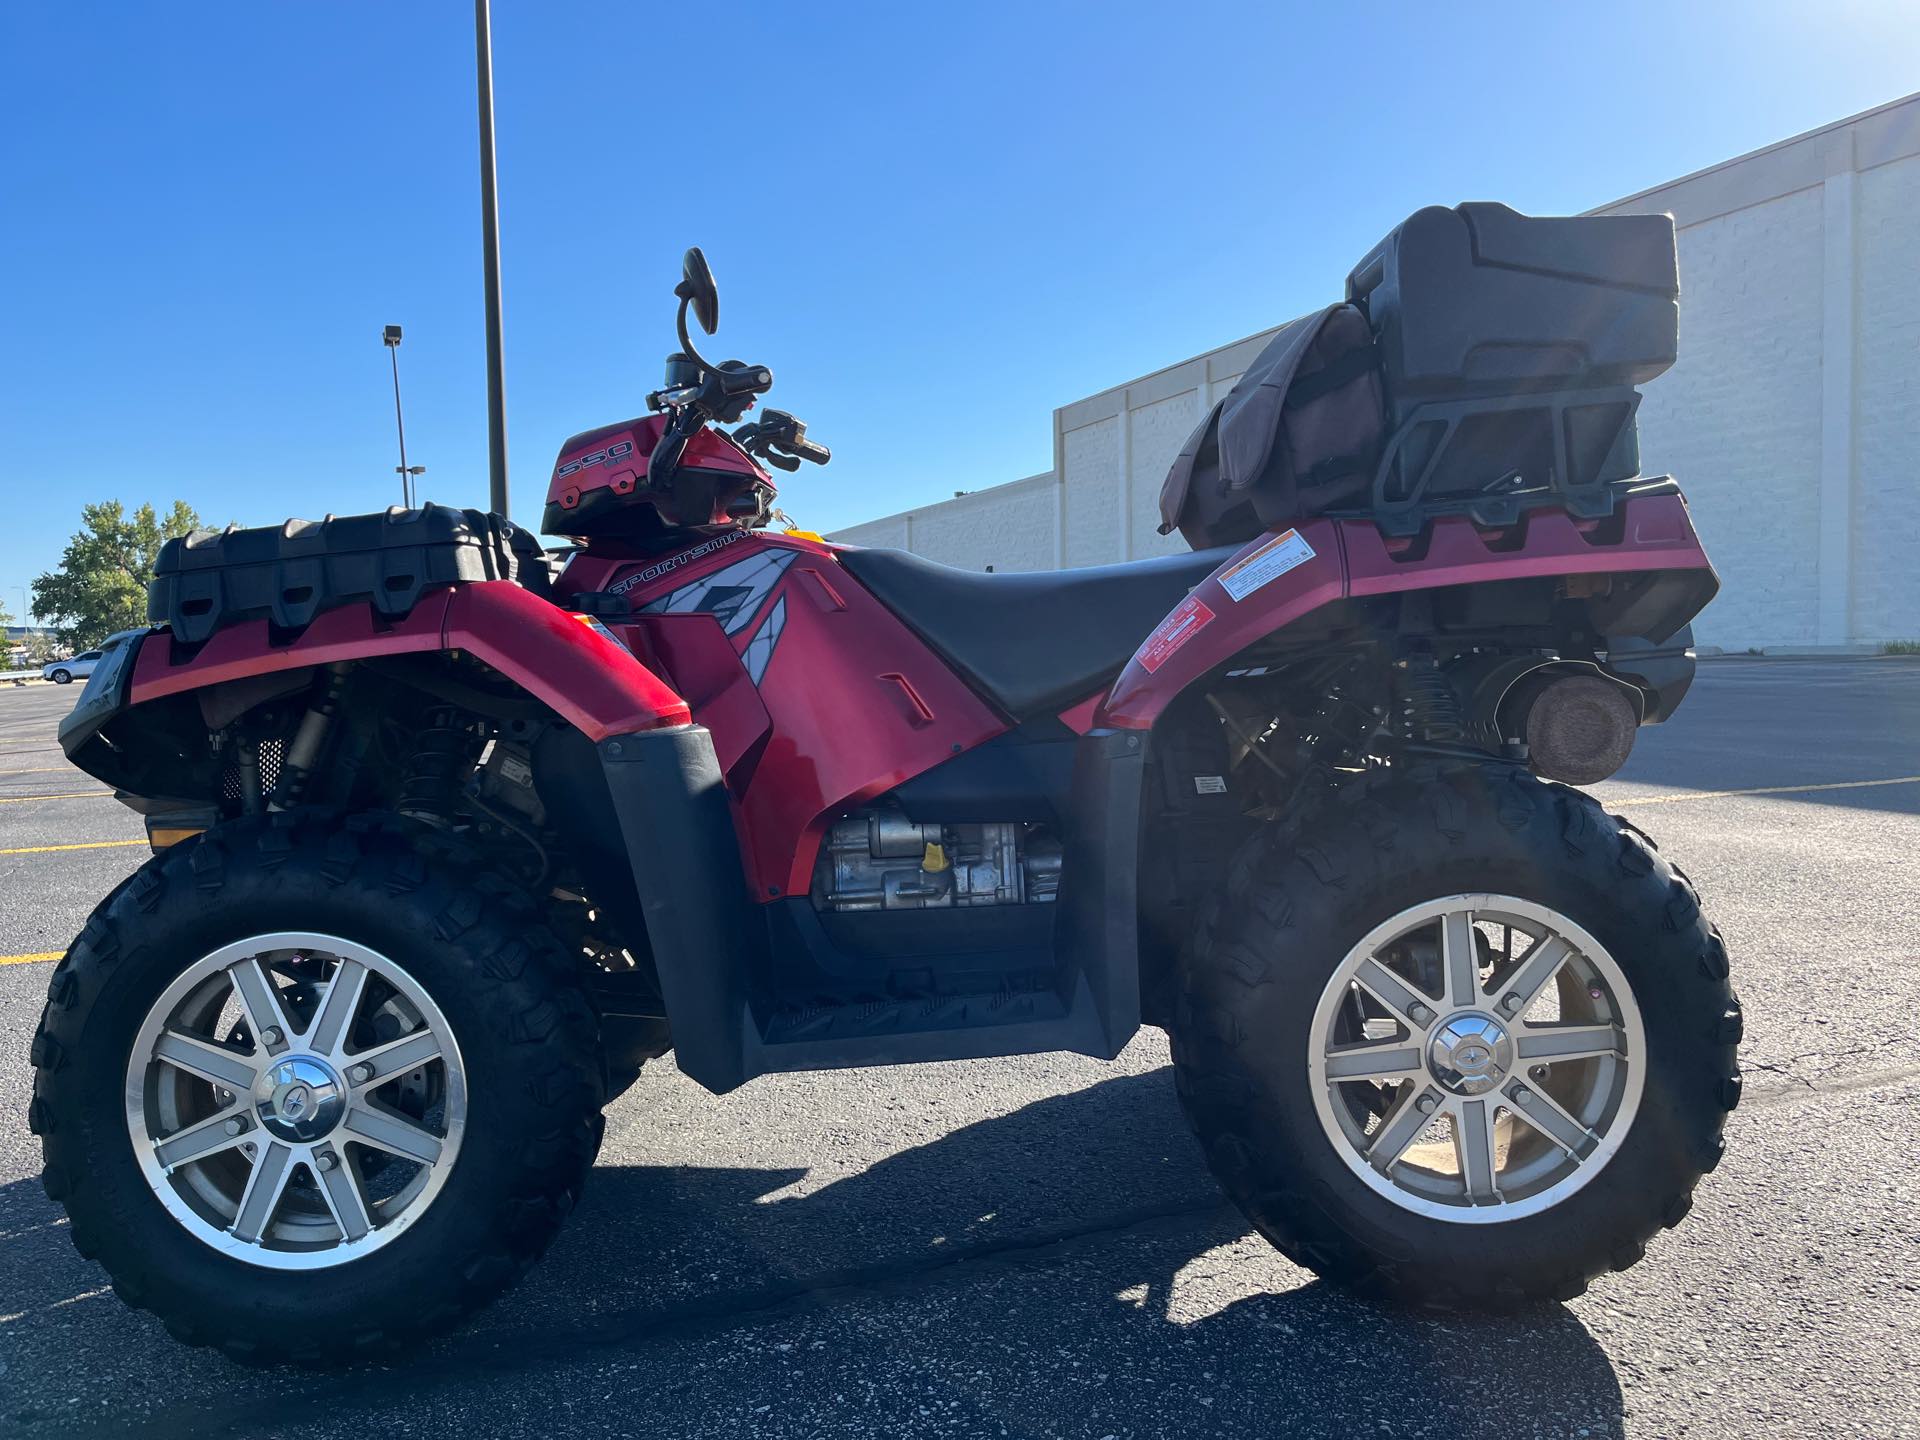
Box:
255;1055;346;1142
1427;1013;1513;1096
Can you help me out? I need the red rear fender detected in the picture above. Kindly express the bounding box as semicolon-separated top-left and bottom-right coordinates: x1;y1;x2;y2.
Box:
1098;493;1716;730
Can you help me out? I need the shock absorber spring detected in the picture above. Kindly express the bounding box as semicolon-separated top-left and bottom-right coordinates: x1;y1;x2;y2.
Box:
398;707;479;820
1397;653;1464;743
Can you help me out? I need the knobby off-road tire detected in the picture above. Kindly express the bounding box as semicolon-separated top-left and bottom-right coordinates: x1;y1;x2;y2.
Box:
28;810;606;1365
1170;764;1742;1308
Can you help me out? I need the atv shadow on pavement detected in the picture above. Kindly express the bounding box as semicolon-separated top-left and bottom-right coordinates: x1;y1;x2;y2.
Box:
0;1067;1627;1438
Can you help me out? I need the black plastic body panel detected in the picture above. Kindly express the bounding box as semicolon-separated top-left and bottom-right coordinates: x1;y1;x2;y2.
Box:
1602;625;1698;724
150;503;552;644
598;725;1146;1092
56;626;146;757
599;725;766;1094
888;719;1078;824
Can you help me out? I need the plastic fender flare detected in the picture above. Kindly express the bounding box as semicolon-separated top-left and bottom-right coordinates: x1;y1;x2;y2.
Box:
1097;494;1717;731
121;581;690;741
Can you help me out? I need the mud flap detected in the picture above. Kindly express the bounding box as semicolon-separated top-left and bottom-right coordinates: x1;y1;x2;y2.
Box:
1055;728;1146;1059
599;725;764;1094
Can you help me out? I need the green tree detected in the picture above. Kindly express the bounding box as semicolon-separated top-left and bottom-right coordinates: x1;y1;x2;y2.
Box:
32;500;203;651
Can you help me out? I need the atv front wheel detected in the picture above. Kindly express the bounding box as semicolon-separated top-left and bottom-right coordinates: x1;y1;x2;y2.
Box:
28;812;605;1363
1170;766;1741;1308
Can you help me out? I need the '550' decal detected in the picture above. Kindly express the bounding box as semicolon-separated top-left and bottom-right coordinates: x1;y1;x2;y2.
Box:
554;439;634;481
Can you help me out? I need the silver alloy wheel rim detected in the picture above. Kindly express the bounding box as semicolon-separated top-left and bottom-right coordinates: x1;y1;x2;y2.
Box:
124;932;467;1270
1307;895;1646;1224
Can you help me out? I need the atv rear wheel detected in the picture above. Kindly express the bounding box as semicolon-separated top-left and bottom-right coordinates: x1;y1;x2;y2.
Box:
29;811;605;1364
1170;765;1741;1308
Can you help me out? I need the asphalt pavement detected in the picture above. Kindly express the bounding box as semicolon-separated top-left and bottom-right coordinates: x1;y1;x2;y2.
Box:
1;662;1917;1439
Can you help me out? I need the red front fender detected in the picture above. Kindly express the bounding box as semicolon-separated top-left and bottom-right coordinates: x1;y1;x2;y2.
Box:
129;580;690;740
1098;493;1716;730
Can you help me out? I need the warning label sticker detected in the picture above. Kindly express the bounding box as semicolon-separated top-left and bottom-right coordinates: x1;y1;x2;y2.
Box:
1137;594;1215;673
1217;529;1315;602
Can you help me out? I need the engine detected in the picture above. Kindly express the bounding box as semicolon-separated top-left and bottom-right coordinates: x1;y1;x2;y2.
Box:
812;808;1062;912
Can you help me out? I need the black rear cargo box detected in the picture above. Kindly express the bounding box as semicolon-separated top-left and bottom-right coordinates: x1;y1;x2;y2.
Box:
1159;203;1682;547
1346;201;1679;413
150;504;552;644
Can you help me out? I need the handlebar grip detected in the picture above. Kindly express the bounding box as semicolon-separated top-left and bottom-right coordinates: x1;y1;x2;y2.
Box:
718;364;773;396
789;436;831;465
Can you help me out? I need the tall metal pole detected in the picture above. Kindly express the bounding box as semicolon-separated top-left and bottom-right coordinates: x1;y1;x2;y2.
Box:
475;0;510;517
388;342;413;508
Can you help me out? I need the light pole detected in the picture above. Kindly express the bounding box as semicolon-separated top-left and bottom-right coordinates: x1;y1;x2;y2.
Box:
383;325;418;509
475;0;510;517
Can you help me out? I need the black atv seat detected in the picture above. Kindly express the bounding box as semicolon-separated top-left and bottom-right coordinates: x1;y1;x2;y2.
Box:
835;544;1235;719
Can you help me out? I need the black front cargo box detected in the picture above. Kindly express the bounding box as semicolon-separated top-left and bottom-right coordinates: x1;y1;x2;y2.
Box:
1159;203;1682;548
150;504;552;644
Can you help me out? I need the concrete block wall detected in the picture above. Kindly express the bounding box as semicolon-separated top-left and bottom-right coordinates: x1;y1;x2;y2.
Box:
1618;191;1828;648
830;471;1058;572
833;96;1920;647
1852;151;1920;645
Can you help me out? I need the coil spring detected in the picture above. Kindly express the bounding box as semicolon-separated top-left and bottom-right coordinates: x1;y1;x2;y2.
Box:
398;707;477;818
1397;655;1463;743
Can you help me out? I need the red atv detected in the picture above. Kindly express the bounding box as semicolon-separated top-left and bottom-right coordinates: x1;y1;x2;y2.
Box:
31;205;1739;1364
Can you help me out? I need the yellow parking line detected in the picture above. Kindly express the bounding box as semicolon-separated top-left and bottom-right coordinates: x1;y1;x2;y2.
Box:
0;791;111;804
1613;775;1920;806
0;839;145;856
0;951;61;968
0;766;73;777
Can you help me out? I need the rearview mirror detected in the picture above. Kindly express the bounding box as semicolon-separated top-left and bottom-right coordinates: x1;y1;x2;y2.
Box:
676;247;719;334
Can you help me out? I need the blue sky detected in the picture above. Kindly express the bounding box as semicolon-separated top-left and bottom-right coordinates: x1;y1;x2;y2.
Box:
2;2;1916;607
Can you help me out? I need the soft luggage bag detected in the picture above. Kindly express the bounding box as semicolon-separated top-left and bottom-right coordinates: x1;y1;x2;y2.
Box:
1156;303;1384;551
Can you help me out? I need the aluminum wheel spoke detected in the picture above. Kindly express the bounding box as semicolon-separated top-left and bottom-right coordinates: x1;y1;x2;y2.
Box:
1507;1082;1601;1160
345;1028;442;1087
1453;1098;1501;1203
313;1153;374;1242
1324;1041;1423;1085
228;955;294;1055
305;958;369;1058
1352;960;1434;1030
1515;1023;1624;1064
153;1106;250;1171
229;1141;296;1243
343;1103;444;1166
1440;910;1480;1008
1364;1087;1442;1173
153;1029;259;1092
1489;935;1572;1018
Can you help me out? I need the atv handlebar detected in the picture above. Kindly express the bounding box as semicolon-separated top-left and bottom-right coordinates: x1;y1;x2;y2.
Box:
644;252;826;494
732;410;830;470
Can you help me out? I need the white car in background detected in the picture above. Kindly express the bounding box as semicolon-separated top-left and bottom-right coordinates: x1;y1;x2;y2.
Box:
44;650;102;685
